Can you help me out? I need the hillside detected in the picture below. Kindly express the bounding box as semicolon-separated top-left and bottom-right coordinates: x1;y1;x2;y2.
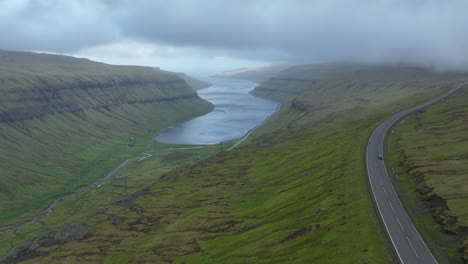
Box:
388;85;468;262
177;73;211;90
154;68;211;90
4;64;467;263
0;50;214;231
209;63;292;83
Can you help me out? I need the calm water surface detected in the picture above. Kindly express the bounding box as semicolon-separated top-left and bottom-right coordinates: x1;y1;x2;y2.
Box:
155;77;279;145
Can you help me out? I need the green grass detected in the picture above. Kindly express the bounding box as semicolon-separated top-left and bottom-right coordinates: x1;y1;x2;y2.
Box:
0;99;213;229
0;142;224;255
5;64;468;263
0;50;214;231
9;120;391;263
387;86;468;263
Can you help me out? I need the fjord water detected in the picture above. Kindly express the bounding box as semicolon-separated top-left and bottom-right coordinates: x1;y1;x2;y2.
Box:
155;77;279;145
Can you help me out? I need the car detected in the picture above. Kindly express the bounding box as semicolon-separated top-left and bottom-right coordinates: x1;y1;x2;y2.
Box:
377;155;383;160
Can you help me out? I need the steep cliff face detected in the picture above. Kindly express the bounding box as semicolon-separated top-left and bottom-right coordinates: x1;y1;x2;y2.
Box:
0;50;202;122
252;64;466;108
0;50;213;229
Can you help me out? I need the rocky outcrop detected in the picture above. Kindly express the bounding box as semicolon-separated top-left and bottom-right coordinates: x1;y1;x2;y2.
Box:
399;151;468;262
0;82;197;122
0;224;88;264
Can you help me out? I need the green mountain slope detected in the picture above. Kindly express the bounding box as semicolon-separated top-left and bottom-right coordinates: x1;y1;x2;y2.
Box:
0;50;213;231
209;63;292;83
388;85;468;262
176;73;211;90
154;68;212;90
4;64;467;264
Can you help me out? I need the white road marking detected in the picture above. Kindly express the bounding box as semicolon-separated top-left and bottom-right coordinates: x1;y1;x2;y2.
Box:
407;236;420;259
396;216;405;232
366;141;405;264
367;81;468;264
389;200;395;212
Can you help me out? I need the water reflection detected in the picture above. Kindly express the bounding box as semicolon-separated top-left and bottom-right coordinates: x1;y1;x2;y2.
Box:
155;77;278;145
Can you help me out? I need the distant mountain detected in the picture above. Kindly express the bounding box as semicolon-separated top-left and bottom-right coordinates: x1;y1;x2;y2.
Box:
210;63;292;83
154;68;211;90
178;73;212;90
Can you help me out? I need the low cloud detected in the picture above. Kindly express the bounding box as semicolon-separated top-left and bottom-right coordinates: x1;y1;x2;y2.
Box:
1;0;468;71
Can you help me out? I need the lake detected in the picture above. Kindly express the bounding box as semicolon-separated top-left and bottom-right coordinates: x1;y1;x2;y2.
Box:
155;77;279;145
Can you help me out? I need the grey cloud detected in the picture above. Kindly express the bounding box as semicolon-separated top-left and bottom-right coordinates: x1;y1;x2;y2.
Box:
1;0;468;70
0;0;119;52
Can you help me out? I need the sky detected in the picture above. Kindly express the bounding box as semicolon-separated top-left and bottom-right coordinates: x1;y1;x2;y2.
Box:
1;0;468;74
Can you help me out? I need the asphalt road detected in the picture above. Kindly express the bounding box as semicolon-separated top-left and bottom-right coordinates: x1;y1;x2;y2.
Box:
366;80;468;264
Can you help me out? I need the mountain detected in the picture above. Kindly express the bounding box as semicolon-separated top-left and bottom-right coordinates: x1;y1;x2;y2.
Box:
0;50;213;231
154;68;211;90
4;63;467;263
177;73;211;90
209;63;292;83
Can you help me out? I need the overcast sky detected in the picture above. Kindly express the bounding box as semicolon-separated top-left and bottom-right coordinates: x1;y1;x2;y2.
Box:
1;0;468;73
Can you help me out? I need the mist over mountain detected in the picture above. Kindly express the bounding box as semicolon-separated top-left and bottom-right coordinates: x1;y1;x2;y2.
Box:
209;64;292;83
1;0;468;72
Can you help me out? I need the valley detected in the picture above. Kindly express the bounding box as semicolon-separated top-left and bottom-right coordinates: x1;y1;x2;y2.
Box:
3;1;468;263
3;62;467;263
0;50;214;232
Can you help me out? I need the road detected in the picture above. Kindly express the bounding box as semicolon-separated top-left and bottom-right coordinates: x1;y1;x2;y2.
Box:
366;80;468;264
